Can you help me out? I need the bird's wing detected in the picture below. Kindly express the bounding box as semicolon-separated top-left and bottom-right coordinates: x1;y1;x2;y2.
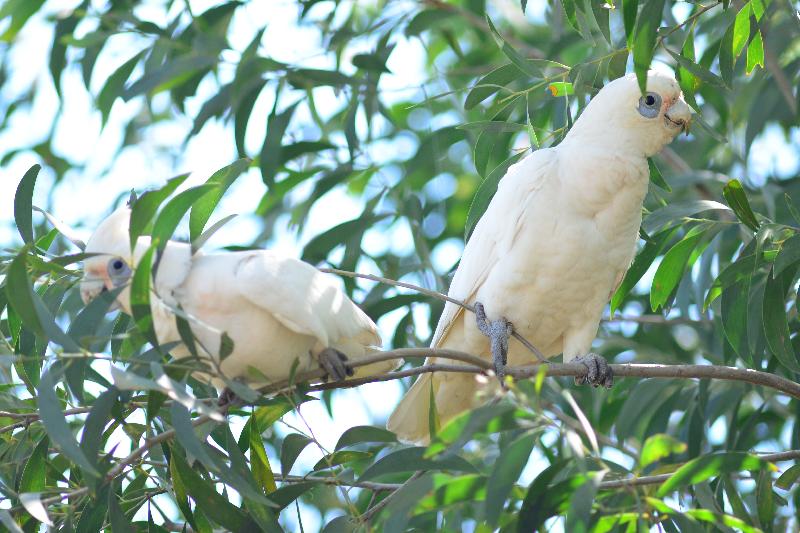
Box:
233;251;381;348
431;149;557;348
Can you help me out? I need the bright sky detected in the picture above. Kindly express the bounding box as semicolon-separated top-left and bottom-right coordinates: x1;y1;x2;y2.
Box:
1;0;799;529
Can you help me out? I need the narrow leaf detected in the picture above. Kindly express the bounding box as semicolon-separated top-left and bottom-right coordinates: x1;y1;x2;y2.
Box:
14;164;40;244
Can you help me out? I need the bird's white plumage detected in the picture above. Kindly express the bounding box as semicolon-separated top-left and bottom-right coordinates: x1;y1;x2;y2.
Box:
81;210;388;389
387;72;692;443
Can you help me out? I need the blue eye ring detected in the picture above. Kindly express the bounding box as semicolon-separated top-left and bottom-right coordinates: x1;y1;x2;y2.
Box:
638;92;662;118
107;257;131;278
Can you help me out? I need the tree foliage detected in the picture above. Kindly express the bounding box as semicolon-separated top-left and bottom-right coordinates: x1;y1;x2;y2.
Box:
1;0;799;530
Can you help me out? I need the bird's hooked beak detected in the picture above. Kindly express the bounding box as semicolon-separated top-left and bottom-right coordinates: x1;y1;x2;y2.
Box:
664;97;692;135
80;265;121;311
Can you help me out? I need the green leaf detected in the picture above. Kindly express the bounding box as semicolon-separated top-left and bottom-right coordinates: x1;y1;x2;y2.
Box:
32;206;86;249
756;469;774;528
191;213;238;254
776;464;800;490
723;179;759;231
301;214;388;263
0;0;46;42
611;228;677;314
5;248;43;337
640;434;687;469
352;53;391;73
169;447;253;531
406;10;456;36
465;63;525;110
124;54;216;99
762;265;800;372
358;447;476;482
151;184;216;247
746;30;764;74
259;101;300;186
650;225;714;311
547;81;574;96
648;157;671;192
98;51;144;125
313;450;373;472
108;483;135;533
280;433;313;476
733;3;752;58
0;511;23;533
14;164;40;244
465;151;526;241
632;0;666;94
79;388;118;470
129;174;189;250
517;461;578;532
560;0;579;32
188;158;251;242
247;415;278;494
773;234;800;278
719;21;736;87
485;432;535;526
642;200;730;234
37;364;100;477
591;0;611;44
657;452;771;496
485;16;541;77
667;48;727;90
622;0;638;46
19;435;49;493
129;243;158;346
335;425;397;450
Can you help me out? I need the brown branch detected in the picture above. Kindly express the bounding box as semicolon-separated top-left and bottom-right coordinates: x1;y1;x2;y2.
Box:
258;349;800;401
22;349;800;517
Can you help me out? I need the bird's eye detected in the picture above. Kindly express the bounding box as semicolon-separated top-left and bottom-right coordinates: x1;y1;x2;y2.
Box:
638;92;662;118
107;257;131;278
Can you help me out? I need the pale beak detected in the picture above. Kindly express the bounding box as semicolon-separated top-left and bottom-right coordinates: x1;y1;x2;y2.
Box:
664;98;692;135
80;270;121;312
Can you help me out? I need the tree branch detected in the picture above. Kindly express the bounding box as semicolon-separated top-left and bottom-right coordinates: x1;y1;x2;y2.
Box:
258;348;800;401
22;349;800;515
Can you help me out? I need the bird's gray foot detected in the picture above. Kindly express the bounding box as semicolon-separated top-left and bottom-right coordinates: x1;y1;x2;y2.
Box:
474;301;513;381
573;353;614;388
218;387;244;408
318;348;354;382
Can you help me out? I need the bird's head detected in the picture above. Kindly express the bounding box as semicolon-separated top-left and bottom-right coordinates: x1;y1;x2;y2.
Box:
564;71;692;157
81;206;136;312
82;205;194;314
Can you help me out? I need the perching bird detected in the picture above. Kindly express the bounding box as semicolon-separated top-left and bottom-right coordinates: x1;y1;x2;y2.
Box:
387;71;691;443
81;206;393;395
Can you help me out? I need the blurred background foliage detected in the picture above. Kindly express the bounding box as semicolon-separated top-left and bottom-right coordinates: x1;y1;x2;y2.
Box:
1;0;800;530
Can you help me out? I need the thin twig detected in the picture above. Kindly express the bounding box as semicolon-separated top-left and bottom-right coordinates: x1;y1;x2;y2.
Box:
319;267;546;361
360;470;426;523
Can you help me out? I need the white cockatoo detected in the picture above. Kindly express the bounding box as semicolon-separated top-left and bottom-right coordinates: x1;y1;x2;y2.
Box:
81;206;393;396
387;71;692;443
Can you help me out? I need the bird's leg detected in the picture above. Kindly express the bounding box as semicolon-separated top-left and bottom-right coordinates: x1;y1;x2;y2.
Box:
318;348;355;382
474;301;513;381
573;353;614;388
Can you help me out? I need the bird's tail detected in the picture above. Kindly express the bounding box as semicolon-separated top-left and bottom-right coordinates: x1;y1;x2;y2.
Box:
387;371;477;444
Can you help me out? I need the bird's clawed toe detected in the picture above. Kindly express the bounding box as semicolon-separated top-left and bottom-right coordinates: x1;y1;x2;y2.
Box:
318;348;354;381
474;301;513;382
573;353;613;388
